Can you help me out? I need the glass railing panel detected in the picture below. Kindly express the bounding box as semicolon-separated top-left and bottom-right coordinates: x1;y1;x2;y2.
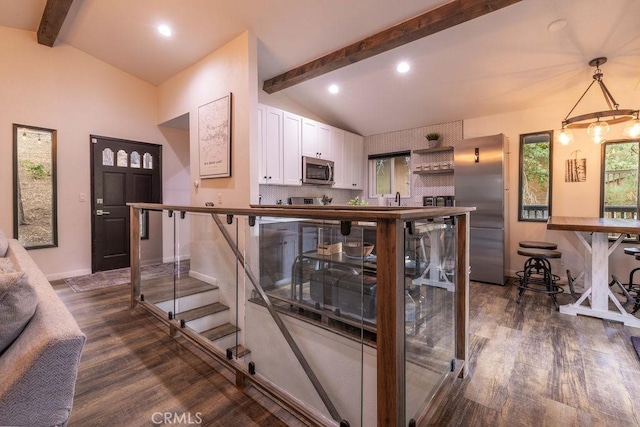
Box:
138;209;178;316
405;217;457;421
243;216;368;425
173;211;239;355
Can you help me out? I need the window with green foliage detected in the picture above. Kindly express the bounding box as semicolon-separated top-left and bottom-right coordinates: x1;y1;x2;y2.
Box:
368;151;411;198
518;131;553;221
602;140;639;222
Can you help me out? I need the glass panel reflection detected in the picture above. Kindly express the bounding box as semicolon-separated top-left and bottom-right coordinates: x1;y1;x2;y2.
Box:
130;151;141;168
405;218;456;421
102;148;114;166
143;152;153;169
117;149;128;167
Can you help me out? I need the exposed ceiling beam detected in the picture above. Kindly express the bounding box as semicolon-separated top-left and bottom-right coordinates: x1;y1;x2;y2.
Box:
263;0;522;94
37;0;75;47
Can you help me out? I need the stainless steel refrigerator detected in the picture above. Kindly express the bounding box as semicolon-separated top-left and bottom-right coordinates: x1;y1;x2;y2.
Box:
454;134;509;285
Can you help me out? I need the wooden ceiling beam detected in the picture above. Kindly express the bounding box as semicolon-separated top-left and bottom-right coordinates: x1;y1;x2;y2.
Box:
262;0;522;94
37;0;75;47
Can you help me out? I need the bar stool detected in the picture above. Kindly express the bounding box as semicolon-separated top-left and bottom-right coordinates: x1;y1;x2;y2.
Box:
623;247;640;293
516;247;564;309
519;241;558;250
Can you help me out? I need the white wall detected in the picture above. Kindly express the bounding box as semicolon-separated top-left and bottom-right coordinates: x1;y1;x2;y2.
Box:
0;27;175;279
465;97;638;281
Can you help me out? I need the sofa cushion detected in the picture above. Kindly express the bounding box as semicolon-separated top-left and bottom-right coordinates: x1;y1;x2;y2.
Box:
0;258;13;273
0;231;7;257
0;272;37;354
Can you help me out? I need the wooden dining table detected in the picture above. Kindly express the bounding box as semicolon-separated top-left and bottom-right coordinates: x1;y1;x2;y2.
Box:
547;216;640;327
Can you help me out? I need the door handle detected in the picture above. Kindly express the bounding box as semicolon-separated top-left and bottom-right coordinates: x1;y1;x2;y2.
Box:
96;209;111;216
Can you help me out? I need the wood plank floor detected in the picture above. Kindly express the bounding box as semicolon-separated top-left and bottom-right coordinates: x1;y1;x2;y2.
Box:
51;279;640;426
429;280;640;426
51;281;305;427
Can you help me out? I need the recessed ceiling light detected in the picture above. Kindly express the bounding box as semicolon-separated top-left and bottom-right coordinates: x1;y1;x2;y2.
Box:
397;62;410;73
328;84;340;94
547;19;567;32
157;24;172;37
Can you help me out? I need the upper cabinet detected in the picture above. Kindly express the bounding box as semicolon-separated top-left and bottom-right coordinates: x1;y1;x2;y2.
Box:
282;111;302;186
302;118;332;160
258;104;301;186
258;103;362;189
258;105;284;185
347;132;364;189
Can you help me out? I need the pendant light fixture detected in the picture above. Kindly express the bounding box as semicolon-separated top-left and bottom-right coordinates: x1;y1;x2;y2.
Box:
556;57;639;145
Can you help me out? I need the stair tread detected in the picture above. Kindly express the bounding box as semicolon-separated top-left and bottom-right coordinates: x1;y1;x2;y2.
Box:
229;344;251;358
178;302;228;322
201;323;239;341
143;276;218;303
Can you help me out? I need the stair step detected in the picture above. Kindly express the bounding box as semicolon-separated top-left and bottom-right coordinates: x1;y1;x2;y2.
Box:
229;344;251;359
177;302;228;323
201;323;239;341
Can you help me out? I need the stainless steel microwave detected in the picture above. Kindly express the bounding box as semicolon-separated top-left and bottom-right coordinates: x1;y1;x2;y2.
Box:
302;156;334;185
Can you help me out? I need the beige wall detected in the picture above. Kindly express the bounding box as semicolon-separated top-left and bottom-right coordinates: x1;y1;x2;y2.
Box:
158;31;259;209
465;96;638;281
0;27;173;279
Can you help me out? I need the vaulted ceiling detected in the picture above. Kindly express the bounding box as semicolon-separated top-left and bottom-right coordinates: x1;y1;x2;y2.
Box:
1;0;639;136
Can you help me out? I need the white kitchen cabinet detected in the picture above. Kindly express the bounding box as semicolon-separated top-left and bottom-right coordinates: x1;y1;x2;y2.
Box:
302;118;332;159
346;131;364;189
282;111;302;186
331;127;347;188
258;105;284;185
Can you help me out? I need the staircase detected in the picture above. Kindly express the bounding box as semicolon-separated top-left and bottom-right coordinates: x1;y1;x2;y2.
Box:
149;282;250;361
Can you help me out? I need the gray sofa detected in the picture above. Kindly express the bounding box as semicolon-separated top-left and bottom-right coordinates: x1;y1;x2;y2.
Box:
0;239;86;427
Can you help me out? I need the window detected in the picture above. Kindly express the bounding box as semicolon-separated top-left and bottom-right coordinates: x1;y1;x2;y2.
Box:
368;151;411;198
601;140;639;240
518;131;553;221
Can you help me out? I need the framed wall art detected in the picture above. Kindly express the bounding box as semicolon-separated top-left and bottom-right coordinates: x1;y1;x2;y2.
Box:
198;93;232;178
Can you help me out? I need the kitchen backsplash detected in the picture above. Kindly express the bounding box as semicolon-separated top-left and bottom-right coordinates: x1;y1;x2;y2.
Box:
259;185;360;206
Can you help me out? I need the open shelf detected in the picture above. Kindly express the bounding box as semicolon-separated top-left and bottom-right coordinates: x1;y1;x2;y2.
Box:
413;169;454;175
412;146;454;155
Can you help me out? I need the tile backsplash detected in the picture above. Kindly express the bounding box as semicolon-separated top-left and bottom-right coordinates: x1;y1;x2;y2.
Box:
259;185;360;206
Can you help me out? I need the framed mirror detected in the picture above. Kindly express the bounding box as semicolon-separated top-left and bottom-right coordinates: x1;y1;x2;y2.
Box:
518;130;553;222
13;124;58;249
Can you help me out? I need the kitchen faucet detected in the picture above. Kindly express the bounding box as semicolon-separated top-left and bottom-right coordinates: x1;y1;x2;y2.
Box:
395;191;401;206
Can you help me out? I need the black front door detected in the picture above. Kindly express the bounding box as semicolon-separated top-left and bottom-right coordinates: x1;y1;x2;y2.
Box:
91;136;162;272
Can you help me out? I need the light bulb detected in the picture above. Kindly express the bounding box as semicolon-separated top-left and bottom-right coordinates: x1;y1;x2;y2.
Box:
557;128;573;145
587;120;610;142
396;62;410;73
328;84;339;94
623;119;640;138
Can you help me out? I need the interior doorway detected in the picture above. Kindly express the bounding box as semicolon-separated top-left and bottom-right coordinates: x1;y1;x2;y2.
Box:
90;135;162;272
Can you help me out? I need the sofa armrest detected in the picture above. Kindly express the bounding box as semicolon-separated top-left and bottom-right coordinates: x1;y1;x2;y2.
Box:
0;240;86;426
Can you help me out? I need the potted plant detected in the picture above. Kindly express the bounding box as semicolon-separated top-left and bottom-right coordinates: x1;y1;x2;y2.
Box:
425;132;442;147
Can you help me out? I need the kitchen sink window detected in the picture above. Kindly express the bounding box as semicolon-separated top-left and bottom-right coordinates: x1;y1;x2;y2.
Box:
368;151;411;198
601;139;640;240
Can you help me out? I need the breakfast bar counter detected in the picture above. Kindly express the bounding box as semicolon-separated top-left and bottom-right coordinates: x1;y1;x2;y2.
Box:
547;216;640;327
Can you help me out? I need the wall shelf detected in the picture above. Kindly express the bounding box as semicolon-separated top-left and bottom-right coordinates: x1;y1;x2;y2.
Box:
412;146;454;155
413;169;454;175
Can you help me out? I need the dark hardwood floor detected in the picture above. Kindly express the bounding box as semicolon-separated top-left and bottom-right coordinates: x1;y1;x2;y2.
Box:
51;279;640;426
430;280;640;426
51;281;304;427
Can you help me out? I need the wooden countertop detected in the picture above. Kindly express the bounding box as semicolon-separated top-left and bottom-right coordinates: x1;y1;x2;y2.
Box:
547;216;640;234
129;203;474;221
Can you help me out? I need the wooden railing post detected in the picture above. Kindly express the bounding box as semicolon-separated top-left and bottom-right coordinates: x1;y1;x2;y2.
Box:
376;217;405;426
455;212;470;376
130;206;141;308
